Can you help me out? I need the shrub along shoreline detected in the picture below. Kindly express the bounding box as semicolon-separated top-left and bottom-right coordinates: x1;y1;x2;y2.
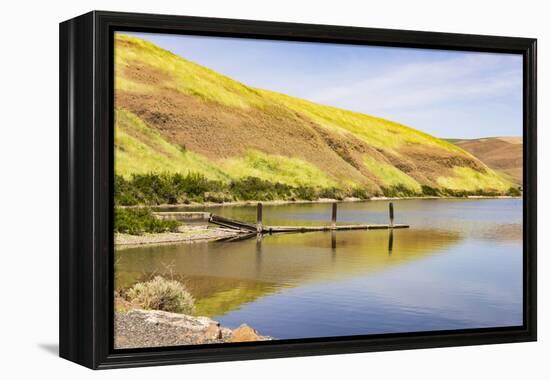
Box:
114;172;521;235
116;172;521;207
115;207;179;235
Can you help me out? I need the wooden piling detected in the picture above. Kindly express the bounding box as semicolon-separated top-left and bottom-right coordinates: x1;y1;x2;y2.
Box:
389;202;394;227
331;203;337;229
256;202;263;233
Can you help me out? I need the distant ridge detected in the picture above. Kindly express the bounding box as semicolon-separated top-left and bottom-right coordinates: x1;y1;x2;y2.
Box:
447;137;523;185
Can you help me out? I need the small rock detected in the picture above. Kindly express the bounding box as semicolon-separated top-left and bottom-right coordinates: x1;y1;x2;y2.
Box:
204;323;222;340
230;324;262;342
220;327;233;340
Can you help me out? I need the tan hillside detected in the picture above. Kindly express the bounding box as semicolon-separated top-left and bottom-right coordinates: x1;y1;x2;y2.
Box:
114;34;515;196
451;137;523;185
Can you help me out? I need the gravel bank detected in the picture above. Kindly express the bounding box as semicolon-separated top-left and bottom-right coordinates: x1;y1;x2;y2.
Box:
115;225;242;246
115;309;270;349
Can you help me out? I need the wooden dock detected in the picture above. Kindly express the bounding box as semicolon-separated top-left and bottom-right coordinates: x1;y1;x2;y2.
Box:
152;202;409;241
266;224;408;232
209;202;409;236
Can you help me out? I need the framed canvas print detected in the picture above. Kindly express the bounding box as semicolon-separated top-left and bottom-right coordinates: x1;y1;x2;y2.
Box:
59;11;537;369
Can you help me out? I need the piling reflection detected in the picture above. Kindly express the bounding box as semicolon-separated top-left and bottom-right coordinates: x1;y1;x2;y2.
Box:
331;230;337;261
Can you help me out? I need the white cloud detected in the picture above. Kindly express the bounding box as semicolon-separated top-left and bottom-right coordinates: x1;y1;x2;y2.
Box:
307;53;522;115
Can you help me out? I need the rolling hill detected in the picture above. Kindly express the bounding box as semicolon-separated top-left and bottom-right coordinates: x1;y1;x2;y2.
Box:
448;137;522;185
114;34;516;198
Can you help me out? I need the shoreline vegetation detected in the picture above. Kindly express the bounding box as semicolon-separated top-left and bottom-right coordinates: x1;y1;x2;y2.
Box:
116;173;522;208
114;172;522;246
121;194;521;209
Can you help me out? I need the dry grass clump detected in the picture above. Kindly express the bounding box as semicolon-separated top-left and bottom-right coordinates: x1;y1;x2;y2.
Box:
126;276;195;314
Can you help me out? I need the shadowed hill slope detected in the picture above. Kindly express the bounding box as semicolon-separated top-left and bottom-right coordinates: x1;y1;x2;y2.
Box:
114;34;514;197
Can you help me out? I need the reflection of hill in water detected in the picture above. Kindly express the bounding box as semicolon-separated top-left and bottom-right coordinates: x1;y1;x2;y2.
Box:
115;228;461;317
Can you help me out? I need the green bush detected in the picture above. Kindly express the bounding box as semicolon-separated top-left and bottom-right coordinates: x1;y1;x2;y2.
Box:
478;189;500;196
421;185;440;197
126;276;195;314
507;186;522;196
319;187;347;200
440;188;468;197
230;176;281;200
116;171;512;205
381;184;420;198
294;185;318;201
131;173;179;204
439;188;498;197
114;175;140;205
115;173;216;205
350;187;371;200
115;207;179;235
204;191;234;203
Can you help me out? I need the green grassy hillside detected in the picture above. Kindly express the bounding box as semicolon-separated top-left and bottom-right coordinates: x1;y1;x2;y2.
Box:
114;34;516;202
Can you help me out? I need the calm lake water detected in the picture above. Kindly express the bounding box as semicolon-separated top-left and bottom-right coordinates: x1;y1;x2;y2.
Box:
115;199;523;340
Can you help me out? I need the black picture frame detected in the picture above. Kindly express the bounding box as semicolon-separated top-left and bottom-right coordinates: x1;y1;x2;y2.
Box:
59;10;537;369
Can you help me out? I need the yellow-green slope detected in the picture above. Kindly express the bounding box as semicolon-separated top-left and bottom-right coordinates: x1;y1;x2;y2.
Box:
114;34;513;195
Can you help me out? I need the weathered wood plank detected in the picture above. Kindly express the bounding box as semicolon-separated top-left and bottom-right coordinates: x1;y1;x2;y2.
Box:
209;214;257;232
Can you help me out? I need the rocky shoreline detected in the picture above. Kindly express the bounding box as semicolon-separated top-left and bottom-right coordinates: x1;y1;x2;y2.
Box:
115;309;271;349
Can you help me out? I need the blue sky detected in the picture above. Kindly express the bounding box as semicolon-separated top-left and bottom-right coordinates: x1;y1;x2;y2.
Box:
123;32;523;139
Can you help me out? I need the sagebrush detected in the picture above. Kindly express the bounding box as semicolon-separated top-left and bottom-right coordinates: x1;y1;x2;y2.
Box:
126;276;195;314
